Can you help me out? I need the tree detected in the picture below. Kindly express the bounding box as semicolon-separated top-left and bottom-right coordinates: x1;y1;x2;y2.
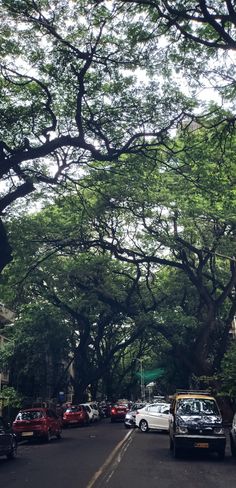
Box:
0;0;190;273
25;126;235;378
0;303;71;400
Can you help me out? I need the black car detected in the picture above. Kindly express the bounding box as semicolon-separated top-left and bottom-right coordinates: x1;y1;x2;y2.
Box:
169;392;226;459
0;416;17;460
230;412;236;457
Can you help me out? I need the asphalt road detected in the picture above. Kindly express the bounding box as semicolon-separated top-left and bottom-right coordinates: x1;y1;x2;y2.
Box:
0;419;235;488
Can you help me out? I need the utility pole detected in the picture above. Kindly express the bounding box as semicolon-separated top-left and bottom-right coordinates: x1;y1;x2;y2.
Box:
137;358;145;401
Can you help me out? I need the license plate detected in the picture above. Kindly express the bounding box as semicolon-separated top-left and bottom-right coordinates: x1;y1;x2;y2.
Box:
22;431;33;437
194;442;209;448
70;420;78;423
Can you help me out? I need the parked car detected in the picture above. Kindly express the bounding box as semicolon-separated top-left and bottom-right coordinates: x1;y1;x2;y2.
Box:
98;402;111;418
135;403;170;432
110;402;129;423
230;412;236;457
62;405;89;427
80;403;100;422
12;407;62;442
124;402;146;428
0;416;17;460
89;402;100;421
169;391;226;459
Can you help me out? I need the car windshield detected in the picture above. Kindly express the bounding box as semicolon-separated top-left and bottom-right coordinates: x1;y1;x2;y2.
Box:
16;410;44;420
176;398;219;416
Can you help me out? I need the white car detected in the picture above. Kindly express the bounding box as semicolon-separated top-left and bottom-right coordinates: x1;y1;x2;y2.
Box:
81;403;100;422
135;403;170;432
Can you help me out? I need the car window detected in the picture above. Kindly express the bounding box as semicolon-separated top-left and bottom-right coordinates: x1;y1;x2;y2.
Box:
176;398;219;415
147;405;161;413
162;409;170;414
16;410;44;420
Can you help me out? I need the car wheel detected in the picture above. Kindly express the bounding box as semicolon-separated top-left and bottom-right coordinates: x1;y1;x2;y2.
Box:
7;440;17;460
56;430;62;440
45;429;52;443
139;420;149;432
230;434;236;457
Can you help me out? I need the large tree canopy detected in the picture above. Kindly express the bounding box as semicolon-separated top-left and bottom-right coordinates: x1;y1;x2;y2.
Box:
0;0;194;272
1;0;236;272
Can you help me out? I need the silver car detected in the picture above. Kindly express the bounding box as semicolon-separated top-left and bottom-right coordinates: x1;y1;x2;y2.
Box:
124;403;146;428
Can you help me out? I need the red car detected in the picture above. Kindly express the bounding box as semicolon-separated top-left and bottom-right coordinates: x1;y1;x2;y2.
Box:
110;403;129;422
12;408;62;442
62;405;89;427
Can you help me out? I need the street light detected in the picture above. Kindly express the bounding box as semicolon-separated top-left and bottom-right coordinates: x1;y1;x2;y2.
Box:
137;358;145;401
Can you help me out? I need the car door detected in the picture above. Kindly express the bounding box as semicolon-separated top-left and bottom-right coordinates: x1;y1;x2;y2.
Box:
145;405;160;428
155;405;170;430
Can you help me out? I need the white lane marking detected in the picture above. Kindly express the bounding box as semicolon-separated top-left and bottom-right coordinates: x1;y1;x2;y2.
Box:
86;429;134;488
103;429;134;485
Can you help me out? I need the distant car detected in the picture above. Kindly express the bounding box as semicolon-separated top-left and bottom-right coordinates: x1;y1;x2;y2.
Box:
0;416;17;459
12;407;62;442
135;403;170;432
62;405;89;427
98;402;111;418
81;403;100;422
89;402;100;421
230;412;236;457
110;402;129;423
124;402;146;428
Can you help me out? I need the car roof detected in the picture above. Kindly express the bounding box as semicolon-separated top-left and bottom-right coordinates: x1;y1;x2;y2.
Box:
174;394;215;400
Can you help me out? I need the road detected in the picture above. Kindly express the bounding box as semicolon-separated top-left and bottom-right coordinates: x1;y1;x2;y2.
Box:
0;419;235;488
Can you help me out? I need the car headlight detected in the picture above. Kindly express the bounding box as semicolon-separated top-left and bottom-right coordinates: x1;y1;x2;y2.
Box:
213;427;225;435
176;426;188;434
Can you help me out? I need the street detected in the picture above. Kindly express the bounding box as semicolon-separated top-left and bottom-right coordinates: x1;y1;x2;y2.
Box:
0;419;235;488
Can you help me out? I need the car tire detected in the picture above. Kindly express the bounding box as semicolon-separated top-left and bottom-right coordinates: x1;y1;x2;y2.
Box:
6;440;17;460
56;431;62;440
230;434;236;457
139;420;149;433
45;430;52;443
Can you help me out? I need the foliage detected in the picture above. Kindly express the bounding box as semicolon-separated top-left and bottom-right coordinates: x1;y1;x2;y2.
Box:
0;386;22;408
221;341;236;398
